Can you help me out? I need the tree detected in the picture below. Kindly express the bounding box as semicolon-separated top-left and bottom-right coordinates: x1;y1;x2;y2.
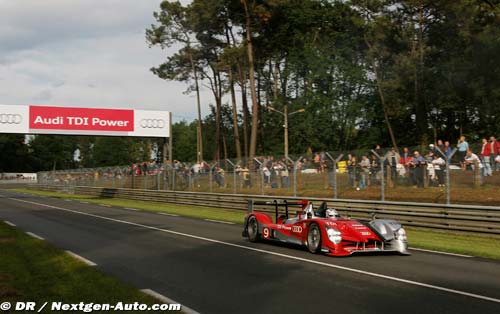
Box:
29;135;78;171
92;137;151;167
147;0;205;162
0;134;32;172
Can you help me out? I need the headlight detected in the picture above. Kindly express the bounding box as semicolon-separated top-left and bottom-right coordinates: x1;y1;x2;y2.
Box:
395;228;407;241
327;228;342;244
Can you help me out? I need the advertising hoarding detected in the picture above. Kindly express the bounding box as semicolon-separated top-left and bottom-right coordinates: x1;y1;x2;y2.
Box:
0;104;170;138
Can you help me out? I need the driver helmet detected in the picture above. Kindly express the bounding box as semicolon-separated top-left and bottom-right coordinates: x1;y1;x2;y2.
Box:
326;208;340;218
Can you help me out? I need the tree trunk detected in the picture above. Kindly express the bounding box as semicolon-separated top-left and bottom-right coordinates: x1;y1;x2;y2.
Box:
237;64;250;160
373;62;398;151
214;71;222;161
365;36;398;150
225;25;242;161
242;0;259;160
188;51;203;163
415;4;428;145
229;68;242;160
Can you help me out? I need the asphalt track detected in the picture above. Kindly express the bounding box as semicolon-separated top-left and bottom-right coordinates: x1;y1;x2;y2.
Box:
0;190;499;314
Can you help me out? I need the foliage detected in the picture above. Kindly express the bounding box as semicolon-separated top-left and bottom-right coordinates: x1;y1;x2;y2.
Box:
146;0;500;162
0;134;32;172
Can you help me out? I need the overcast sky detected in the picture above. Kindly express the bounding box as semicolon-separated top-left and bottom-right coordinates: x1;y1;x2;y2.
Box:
0;0;207;121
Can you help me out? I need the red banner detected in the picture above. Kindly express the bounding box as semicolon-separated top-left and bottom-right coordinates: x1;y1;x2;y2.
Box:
29;106;134;132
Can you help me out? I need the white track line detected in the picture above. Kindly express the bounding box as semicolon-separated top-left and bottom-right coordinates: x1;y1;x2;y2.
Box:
159;212;178;217
80;201;89;204
409;247;473;258
4;220;16;227
7;196;500;305
125;207;139;211
204;219;235;225
65;250;97;266
141;289;200;314
26;232;45;240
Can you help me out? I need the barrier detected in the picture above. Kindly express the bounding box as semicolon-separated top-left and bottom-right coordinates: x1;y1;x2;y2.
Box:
29;184;500;236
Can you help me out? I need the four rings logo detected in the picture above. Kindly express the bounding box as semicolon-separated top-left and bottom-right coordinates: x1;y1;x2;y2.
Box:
0;114;22;124
140;119;165;128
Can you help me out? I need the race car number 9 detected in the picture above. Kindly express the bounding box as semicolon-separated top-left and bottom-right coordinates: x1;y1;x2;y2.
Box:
263;227;270;239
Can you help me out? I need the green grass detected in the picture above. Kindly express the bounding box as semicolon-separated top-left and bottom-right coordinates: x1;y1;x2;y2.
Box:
11;188;246;224
406;227;500;259
0;222;170;314
9;188;500;260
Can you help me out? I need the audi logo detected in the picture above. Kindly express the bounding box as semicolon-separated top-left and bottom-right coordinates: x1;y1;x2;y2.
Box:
140;119;165;128
0;114;22;124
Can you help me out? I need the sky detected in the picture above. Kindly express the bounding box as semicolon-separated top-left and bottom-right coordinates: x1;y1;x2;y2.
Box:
0;0;208;122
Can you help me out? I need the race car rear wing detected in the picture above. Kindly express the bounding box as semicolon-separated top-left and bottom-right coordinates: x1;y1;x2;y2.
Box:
247;200;309;223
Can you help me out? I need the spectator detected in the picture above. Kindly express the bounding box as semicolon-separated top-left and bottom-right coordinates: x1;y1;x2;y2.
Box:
457;136;469;170
370;154;380;184
480;138;492;177
359;155;370;189
263;165;271;186
280;161;290;188
241;166;251;188
444;141;453;160
410;151;425;188
385;148;400;183
489;136;500;171
432;154;446;187
314;153;321;172
437;139;445;155
347;154;357;187
465;150;483;174
214;166;225;187
399;147;412;183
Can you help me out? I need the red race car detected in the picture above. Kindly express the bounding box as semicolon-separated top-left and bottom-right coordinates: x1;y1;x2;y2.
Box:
242;200;409;256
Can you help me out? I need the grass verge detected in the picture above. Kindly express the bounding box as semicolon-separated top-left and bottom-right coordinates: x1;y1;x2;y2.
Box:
9;188;500;260
0;222;172;314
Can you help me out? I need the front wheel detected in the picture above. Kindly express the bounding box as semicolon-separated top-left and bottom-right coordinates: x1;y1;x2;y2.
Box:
307;223;322;253
247;216;260;242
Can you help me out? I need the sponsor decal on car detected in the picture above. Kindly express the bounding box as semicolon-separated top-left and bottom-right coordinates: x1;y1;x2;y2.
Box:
277;225;292;231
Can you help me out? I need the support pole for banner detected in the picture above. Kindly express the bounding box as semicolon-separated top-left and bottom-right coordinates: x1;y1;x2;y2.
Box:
168;112;173;169
371;150;385;202
326;153;344;199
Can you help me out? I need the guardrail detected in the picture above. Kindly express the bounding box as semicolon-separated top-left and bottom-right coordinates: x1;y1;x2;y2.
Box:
29;184;500;236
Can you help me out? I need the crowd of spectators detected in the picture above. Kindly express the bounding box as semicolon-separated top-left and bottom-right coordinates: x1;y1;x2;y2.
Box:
344;136;500;189
38;135;500;191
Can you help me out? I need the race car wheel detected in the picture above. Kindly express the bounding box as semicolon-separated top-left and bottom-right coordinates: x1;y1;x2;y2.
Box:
247;216;260;242
307;223;322;253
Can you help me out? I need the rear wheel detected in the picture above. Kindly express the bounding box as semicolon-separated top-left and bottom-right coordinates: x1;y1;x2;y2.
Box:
307;223;322;253
247;216;260;242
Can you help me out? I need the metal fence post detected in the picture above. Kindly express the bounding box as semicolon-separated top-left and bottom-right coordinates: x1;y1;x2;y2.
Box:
287;156;302;197
209;163;217;193
253;158;264;195
326;153;344;199
226;159;237;195
172;167;176;191
157;171;160;190
435;147;457;205
371;150;385;202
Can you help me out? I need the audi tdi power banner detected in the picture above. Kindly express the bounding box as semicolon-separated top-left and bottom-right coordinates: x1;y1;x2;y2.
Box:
0;104;170;138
